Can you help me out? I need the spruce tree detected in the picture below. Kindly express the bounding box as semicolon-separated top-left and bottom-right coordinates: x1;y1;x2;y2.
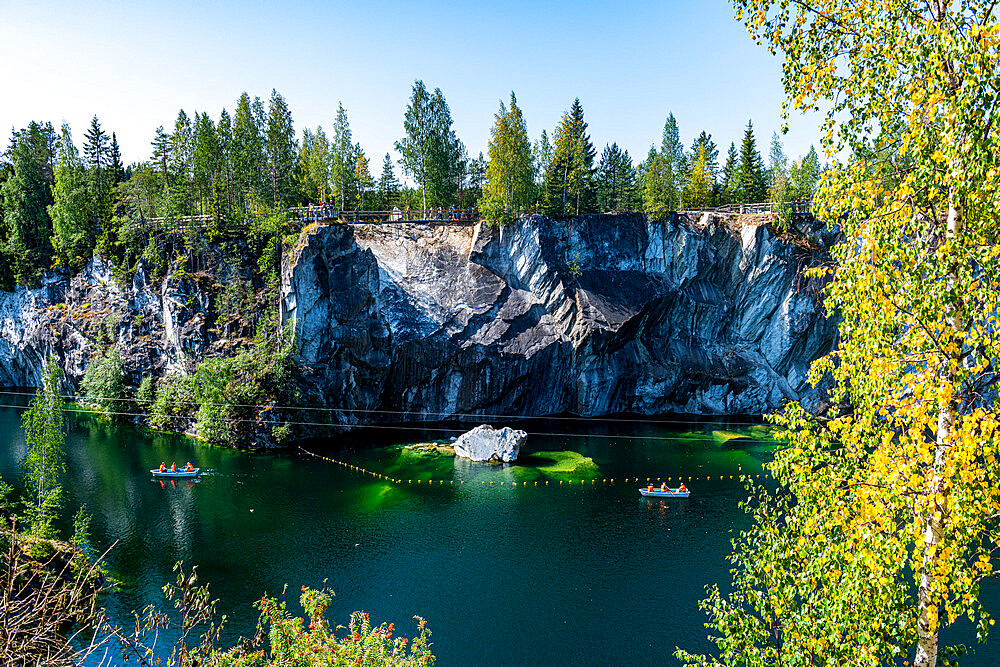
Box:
720;142;740;204
659;113;686;209
377;153;399;210
737;120;766;203
108;132;125;184
543;98;595;216
83;115;111;228
331;102;354;210
232;92;266;215
266;89;297;207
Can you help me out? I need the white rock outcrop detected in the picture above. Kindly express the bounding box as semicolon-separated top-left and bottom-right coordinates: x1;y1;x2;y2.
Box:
453;425;526;462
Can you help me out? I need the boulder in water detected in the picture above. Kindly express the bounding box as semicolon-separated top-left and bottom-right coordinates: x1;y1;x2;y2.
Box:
453;425;526;462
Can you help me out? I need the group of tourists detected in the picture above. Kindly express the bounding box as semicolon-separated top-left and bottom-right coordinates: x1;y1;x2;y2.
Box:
158;461;195;472
646;481;688;493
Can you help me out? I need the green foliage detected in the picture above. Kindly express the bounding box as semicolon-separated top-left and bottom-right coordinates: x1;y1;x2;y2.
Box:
682;3;1000;667
595;143;639;212
136;376;155;410
189;332;296;446
211;586;434;667
20;363;65;537
2;140;52;285
395;80;466;212
543;98;596;216
28;538;56;562
80;348;128;420
49;124;94;271
150;373;195;431
481;93;534;225
737;120;767;203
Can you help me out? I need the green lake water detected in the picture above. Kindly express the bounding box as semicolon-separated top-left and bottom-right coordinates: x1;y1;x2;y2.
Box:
0;406;996;665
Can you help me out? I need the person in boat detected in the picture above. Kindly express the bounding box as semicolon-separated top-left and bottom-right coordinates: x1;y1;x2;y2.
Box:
159;462;166;472
184;461;194;471
679;483;687;493
170;462;177;471
647;484;653;492
660;482;667;492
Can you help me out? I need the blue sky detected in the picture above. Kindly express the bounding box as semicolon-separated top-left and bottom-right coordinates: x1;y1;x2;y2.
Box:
0;0;822;170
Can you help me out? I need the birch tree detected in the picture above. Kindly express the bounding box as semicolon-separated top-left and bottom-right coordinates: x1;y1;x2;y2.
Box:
679;2;1000;666
481;93;534;224
20;363;66;537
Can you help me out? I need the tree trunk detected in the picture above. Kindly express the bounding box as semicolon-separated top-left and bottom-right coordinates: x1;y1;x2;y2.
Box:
914;186;963;667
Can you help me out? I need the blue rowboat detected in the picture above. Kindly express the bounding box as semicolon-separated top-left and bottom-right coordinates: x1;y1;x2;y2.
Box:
639;487;689;498
151;468;200;478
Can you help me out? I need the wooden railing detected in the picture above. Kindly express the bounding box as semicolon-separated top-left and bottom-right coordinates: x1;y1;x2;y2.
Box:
707;201;813;215
287;206;480;224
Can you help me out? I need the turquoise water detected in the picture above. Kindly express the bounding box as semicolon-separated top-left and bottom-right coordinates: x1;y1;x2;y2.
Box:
0;407;995;665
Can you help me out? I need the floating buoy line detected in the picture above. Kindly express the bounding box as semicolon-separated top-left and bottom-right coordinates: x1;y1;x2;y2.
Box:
298;447;766;487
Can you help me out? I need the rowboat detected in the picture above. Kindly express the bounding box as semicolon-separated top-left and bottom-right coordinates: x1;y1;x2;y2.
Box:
151;468;200;478
639;487;689;498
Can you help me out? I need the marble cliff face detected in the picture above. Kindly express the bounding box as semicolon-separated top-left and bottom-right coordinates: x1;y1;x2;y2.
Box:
280;213;839;424
0;213;838;439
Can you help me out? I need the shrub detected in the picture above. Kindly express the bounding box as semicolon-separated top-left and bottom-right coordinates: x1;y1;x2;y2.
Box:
210;586;435;667
80;349;128;419
28;539;56;562
150;374;194;430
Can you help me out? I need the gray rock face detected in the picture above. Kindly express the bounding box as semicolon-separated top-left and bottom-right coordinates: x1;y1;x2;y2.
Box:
0;212;838;438
453;425;525;462
283;213;839;421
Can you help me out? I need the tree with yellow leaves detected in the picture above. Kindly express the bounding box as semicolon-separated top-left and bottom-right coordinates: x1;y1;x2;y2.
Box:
678;2;1000;666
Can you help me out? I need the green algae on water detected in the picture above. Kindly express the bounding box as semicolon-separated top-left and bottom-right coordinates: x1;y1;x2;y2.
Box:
508;450;601;481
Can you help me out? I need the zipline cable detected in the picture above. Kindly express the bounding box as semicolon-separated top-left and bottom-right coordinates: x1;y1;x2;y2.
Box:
0;401;781;444
0;389;774;427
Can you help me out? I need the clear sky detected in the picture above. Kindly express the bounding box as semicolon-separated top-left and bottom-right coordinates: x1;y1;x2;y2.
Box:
0;0;822;170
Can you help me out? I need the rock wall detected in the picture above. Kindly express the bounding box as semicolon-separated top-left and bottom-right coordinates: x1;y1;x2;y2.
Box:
0;213;838;431
282;213;839;421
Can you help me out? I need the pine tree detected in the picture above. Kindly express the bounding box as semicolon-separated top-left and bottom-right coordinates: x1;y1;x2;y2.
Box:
265;89;297;207
596;143;637;212
481;93;534;224
468;152;487;206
